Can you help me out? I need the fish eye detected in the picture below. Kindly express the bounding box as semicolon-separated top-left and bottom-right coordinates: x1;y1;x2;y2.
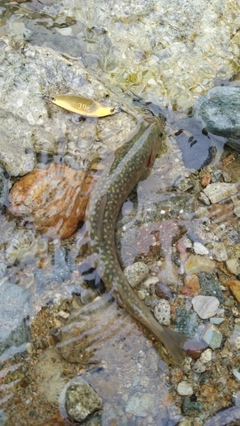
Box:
110;108;115;113
158;132;163;137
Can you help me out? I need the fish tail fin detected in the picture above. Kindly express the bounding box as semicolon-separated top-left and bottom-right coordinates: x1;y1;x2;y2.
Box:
160;327;187;366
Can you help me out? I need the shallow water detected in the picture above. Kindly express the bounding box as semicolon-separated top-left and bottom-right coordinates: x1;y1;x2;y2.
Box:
0;0;240;425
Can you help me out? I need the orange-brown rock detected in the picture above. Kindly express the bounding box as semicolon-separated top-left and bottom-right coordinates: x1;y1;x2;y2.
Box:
182;274;201;296
8;164;93;239
224;280;240;303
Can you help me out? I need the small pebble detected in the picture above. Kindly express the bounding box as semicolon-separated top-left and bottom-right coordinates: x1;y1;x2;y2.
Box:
192;359;206;373
193;242;209;256
199;348;212;364
124;262;149;288
201;324;223;349
225;259;240;276
232;369;240;381
155;282;173;299
184;255;215;274
225;280;240;303
210;317;224;325
211;242;228;262
154;299;171;325
177;381;193;396
192;295;219;319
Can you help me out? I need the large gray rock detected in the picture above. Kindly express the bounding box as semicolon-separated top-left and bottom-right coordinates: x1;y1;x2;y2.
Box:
0;36;135;177
0;281;32;355
194;86;240;150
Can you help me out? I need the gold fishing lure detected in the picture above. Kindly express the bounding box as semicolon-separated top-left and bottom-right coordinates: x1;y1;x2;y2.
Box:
51;94;118;118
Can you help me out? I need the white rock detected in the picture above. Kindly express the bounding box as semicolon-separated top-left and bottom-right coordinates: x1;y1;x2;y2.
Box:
199;349;212;364
124;262;149;288
177;381;193;396
193;359;206;373
193;241;209;255
154;299;171;325
192;295;219;319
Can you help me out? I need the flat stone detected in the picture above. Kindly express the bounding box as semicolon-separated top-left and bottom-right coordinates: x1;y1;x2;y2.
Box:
192;295;219;319
203;182;238;204
124;262;149;288
154;299;171;325
184;254;215;274
126;392;158;417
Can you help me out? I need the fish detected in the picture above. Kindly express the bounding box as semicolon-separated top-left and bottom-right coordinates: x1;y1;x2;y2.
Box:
85;116;187;365
51;94;118;117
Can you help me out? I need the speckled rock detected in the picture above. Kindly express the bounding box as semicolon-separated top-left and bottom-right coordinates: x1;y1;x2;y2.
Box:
125;392;158;417
192;295;219;319
203;182;238;204
124;262;149;288
65;380;102;422
154;299;171;325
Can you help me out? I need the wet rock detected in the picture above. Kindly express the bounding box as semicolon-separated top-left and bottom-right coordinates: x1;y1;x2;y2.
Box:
198;348;212;364
182;397;202;416
192;359;207;373
182;275;200;296
194;86;240;150
198;272;224;303
193;241;209;255
8;164;89;239
184;254;215;274
225;280;240;303
203;182;238;204
192;295;219;319
155;281;173;299
201;324;223;349
154;299;171;325
125;392;158;417
231;195;240;217
0;37;133;177
0;281;32;355
65;380;102;423
5;229;47;264
0;168;8;210
210;317;224;325
226;259;240;276
211;242;228;262
177;381;193;396
124;262;149;288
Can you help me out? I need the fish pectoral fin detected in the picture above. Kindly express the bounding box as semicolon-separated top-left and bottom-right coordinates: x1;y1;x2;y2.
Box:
95;193;108;241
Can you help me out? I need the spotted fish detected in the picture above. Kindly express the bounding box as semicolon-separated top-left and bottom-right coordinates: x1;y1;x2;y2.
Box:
85;116;186;365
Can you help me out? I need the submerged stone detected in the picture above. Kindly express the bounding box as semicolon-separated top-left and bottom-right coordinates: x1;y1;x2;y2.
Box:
126;392;158;417
202;324;223;349
203;182;238;204
192;295;219;319
8;164;90;239
194;86;240;150
0;281;32;355
65;380;102;422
